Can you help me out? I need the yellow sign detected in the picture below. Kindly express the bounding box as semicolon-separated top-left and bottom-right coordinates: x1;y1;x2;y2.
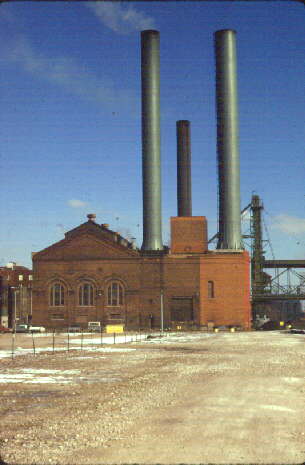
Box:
280;321;284;327
106;324;124;334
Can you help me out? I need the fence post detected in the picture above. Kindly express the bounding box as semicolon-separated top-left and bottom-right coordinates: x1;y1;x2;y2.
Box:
113;332;116;344
11;331;15;360
31;332;36;356
100;326;103;346
52;329;55;353
81;329;84;351
67;330;70;352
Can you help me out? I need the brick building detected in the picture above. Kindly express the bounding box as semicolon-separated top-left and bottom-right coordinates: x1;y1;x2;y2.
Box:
0;263;33;328
32;29;252;330
32;215;251;330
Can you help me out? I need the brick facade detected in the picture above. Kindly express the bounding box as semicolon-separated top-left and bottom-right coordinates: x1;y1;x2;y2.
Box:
32;217;251;330
0;264;33;327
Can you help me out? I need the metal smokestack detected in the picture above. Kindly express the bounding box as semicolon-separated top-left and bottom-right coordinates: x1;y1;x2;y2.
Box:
215;29;243;250
141;30;163;251
176;120;192;217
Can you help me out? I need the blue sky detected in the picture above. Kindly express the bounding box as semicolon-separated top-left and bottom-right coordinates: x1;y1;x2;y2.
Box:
0;0;304;269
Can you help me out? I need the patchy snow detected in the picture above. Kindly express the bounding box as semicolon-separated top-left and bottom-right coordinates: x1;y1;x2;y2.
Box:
89;347;136;353
21;368;80;375
0;373;77;384
69;333;149;345
260;404;296;413
143;332;216;344
0;345;137;359
282;376;304;384
1;330;303;362
0;367;126;385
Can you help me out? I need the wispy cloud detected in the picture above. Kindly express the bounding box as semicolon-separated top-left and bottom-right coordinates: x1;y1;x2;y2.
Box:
68;199;88;209
2;35;137;109
271;214;305;235
86;2;155;34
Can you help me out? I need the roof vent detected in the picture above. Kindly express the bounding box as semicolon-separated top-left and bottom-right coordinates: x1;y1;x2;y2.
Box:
87;214;96;222
101;223;109;229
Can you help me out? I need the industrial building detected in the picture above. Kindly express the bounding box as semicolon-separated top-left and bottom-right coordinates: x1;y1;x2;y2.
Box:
31;29;251;331
0;263;33;328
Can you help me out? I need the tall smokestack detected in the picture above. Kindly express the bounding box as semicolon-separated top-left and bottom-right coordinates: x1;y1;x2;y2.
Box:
141;30;163;251
215;29;243;250
176;120;192;217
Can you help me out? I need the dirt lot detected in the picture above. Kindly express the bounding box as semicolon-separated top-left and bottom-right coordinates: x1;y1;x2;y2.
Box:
0;330;304;464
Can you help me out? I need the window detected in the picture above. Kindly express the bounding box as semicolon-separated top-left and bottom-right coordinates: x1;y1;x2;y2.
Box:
208;281;215;298
107;282;124;306
79;283;94;306
50;283;65;306
110;313;122;320
51;313;64;320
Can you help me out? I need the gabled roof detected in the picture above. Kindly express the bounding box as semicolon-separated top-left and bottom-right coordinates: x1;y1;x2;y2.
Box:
32;219;139;261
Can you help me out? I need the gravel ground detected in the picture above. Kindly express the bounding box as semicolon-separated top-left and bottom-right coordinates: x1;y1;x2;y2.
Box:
0;330;304;464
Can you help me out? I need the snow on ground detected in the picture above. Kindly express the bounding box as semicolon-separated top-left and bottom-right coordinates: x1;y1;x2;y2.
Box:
0;364;126;385
0;373;79;385
0;330;303;361
0;345;137;360
1;331;304;386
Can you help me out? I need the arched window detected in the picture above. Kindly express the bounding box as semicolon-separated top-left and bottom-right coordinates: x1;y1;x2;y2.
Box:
50;283;65;306
107;282;124;306
79;283;94;306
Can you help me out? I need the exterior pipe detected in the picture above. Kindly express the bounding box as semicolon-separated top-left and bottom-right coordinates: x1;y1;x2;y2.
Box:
176;120;192;217
215;29;243;250
141;30;163;251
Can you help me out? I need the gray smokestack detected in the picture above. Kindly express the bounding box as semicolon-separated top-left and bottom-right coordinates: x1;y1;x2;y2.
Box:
176;120;192;217
141;30;163;251
215;29;243;250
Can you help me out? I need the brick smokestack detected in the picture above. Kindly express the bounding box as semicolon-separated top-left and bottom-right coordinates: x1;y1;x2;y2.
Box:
176;120;192;217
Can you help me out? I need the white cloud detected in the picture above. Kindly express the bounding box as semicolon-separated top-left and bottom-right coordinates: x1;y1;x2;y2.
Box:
86;2;155;34
271;214;305;235
3;35;137;109
68;199;88;209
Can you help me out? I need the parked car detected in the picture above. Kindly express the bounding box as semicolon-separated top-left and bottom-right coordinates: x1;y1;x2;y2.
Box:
0;325;11;333
16;324;30;333
15;324;45;333
67;325;81;333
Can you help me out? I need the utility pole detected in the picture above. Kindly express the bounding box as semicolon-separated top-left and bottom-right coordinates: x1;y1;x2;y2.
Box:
160;289;164;333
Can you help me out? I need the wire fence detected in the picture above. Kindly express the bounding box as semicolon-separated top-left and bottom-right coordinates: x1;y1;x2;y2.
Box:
4;324;247;360
7;328;169;360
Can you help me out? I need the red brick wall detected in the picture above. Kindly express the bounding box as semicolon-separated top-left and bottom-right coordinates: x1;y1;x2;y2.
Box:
170;217;208;254
199;251;251;329
32;226;251;331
